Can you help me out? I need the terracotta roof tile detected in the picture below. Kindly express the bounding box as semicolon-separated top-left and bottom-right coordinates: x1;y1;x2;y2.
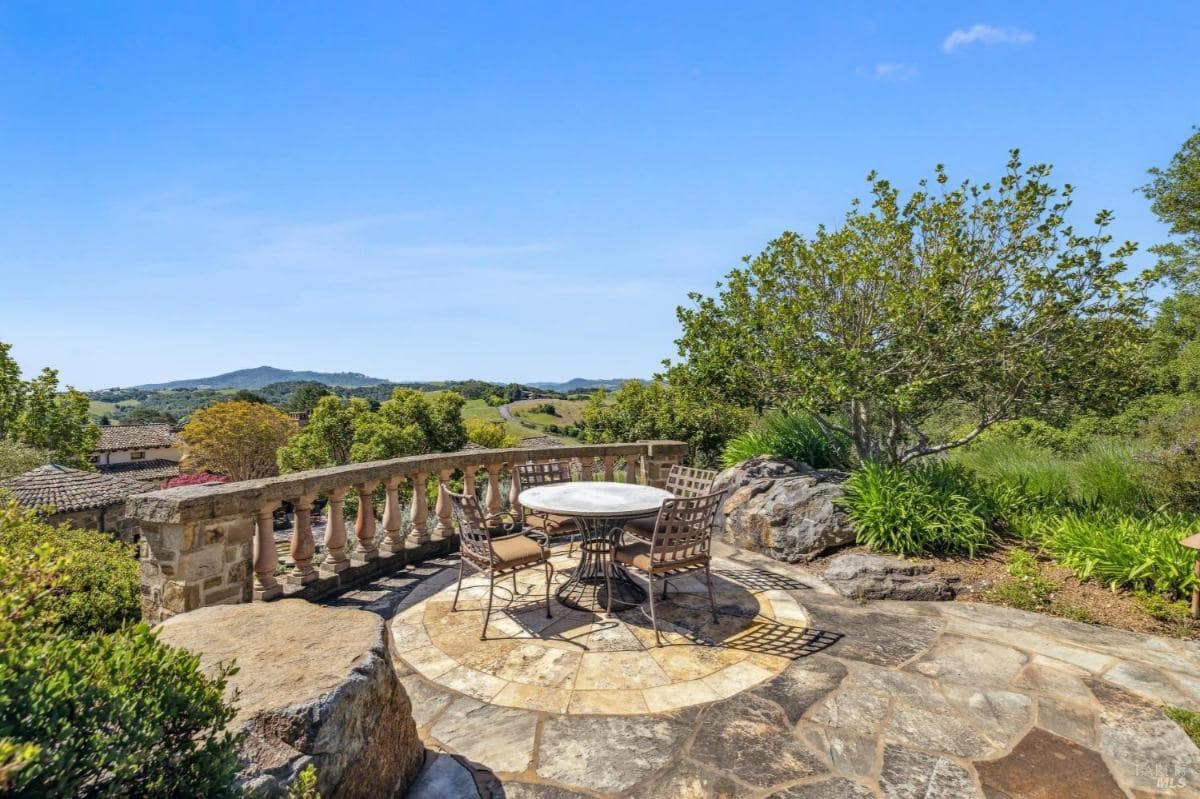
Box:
95;423;177;452
0;464;150;513
97;459;181;483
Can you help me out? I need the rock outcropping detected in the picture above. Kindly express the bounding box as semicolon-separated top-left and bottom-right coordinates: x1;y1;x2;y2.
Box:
823;552;955;601
714;456;854;562
157;600;424;798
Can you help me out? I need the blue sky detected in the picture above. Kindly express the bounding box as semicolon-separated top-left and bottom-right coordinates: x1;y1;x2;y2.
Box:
1;2;1198;389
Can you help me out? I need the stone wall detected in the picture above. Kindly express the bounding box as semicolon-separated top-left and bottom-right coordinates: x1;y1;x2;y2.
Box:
139;515;254;620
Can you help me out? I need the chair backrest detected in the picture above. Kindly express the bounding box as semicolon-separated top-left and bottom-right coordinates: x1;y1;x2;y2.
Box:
648;489;725;566
445;488;495;567
665;464;719;498
514;461;572;490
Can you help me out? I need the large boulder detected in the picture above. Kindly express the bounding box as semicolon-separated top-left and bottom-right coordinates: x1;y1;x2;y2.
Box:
823;553;955;601
157;599;424;798
714;456;854;562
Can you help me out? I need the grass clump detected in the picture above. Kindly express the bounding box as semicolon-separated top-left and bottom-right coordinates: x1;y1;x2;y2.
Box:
722;411;850;470
1167;707;1200;748
840;461;993;557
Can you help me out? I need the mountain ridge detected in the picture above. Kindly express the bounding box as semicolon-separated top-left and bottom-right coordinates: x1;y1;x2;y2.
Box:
134;366;389;390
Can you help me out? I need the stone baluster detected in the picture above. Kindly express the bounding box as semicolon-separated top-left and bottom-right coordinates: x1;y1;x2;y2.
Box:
434;469;453;538
409;473;430;545
354;483;378;561
626;454;641;484
485;464;502;515
322;487;350;574
254;503;282;600
578;456;592;482
380;476;405;556
287;495;318;585
507;462;522;516
604;455;616;482
463;465;477;502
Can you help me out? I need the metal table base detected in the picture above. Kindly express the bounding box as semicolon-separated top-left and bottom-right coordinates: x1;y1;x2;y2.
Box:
555;516;647;612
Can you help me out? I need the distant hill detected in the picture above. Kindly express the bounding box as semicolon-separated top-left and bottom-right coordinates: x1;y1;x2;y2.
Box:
527;377;644;393
135;366;389;390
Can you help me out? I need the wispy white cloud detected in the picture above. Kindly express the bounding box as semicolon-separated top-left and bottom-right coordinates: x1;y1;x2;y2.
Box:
942;24;1034;54
868;62;919;81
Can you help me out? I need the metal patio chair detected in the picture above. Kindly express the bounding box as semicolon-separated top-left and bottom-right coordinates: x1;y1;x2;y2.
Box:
513;460;579;554
624;464;719;543
446;488;555;639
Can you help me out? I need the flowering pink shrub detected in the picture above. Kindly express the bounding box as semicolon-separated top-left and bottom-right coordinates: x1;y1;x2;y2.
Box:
162;473;227;489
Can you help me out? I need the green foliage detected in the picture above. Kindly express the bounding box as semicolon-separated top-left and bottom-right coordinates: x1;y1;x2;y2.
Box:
464;418;518;449
288;763;320;798
581;380;751;467
286;382;332;414
839;461;993;557
0;343;99;468
1134;590;1194;636
120;408;178;426
0;441;50;479
0;538;241;797
278;396;368;472
1027;510;1199;597
1167;707;1200;749
670;153;1148;465
350;389;467;462
1139;404;1200;512
721;411;850;469
1142;126;1200;285
0;500;139;635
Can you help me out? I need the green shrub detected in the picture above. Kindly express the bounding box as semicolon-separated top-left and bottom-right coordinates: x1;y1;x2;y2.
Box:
1073;439;1157;512
840;461;993;557
1168;707;1200;748
0;500;139;635
0;541;242;798
721;411;850;470
951;439;1074;511
1029;510;1199;597
1140;405;1200;512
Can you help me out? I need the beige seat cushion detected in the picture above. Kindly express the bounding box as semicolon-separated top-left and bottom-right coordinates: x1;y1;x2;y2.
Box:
623;516;655;541
523;512;577;536
615;542;707;573
490;535;546;568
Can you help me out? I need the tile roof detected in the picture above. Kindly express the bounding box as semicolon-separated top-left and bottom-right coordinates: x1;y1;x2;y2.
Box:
95;423;177;452
97;459;181;483
517;436;566;448
0;464;150;513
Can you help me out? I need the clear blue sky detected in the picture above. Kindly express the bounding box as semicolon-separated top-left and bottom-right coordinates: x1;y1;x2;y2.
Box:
1;2;1198;390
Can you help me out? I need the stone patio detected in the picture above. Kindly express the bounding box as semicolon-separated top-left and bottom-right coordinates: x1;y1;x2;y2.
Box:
326;542;1200;798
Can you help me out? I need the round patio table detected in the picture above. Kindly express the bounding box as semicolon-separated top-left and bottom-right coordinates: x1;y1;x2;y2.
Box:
519;481;673;612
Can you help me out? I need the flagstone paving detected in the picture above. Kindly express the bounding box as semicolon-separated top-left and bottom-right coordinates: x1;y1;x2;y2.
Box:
325;542;1200;798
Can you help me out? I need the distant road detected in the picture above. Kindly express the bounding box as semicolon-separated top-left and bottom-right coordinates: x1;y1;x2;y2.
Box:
499;403;515;421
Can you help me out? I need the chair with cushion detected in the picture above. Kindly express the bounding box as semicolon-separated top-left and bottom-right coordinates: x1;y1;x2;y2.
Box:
513;461;579;554
446;488;555;639
615;489;725;645
624;464;719;543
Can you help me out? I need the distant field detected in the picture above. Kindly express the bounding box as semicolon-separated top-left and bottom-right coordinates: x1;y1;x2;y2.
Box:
509;398;587;428
89;398;142;419
462;398;591;443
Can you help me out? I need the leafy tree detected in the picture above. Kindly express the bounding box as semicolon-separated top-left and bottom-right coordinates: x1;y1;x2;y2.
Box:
1143;126;1200;283
180;400;297;481
0;344;98;468
286;382;332;414
228;389;268;405
121;408;177;426
671;153;1148;465
0;442;50;479
581;380;751;467
350;389;467;462
277;396;369;472
465;418;518;449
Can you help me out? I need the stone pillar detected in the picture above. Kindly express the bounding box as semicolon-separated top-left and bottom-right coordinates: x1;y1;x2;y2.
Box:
322;487;350;575
485;464;502;516
625;454;641;485
254;504;283;600
604;455;616;482
380;477;405;556
643;441;688;489
408;473;430;545
354;483;378;562
138;515;255;621
287;495;318;586
578;457;592;482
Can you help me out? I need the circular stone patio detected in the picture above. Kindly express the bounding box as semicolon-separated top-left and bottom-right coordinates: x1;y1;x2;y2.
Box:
389;545;832;715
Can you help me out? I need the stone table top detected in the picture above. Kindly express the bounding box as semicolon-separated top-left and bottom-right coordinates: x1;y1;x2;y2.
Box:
518;481;672;518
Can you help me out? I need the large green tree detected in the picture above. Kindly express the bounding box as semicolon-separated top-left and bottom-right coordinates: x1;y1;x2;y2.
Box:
670;153;1149;465
581;380;751;467
0;344;98;469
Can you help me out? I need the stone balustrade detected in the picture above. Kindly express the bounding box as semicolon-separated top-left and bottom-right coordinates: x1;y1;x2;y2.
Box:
128;440;687;620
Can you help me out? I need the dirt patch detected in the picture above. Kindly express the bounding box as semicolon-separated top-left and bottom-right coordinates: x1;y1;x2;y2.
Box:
807;543;1200;640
